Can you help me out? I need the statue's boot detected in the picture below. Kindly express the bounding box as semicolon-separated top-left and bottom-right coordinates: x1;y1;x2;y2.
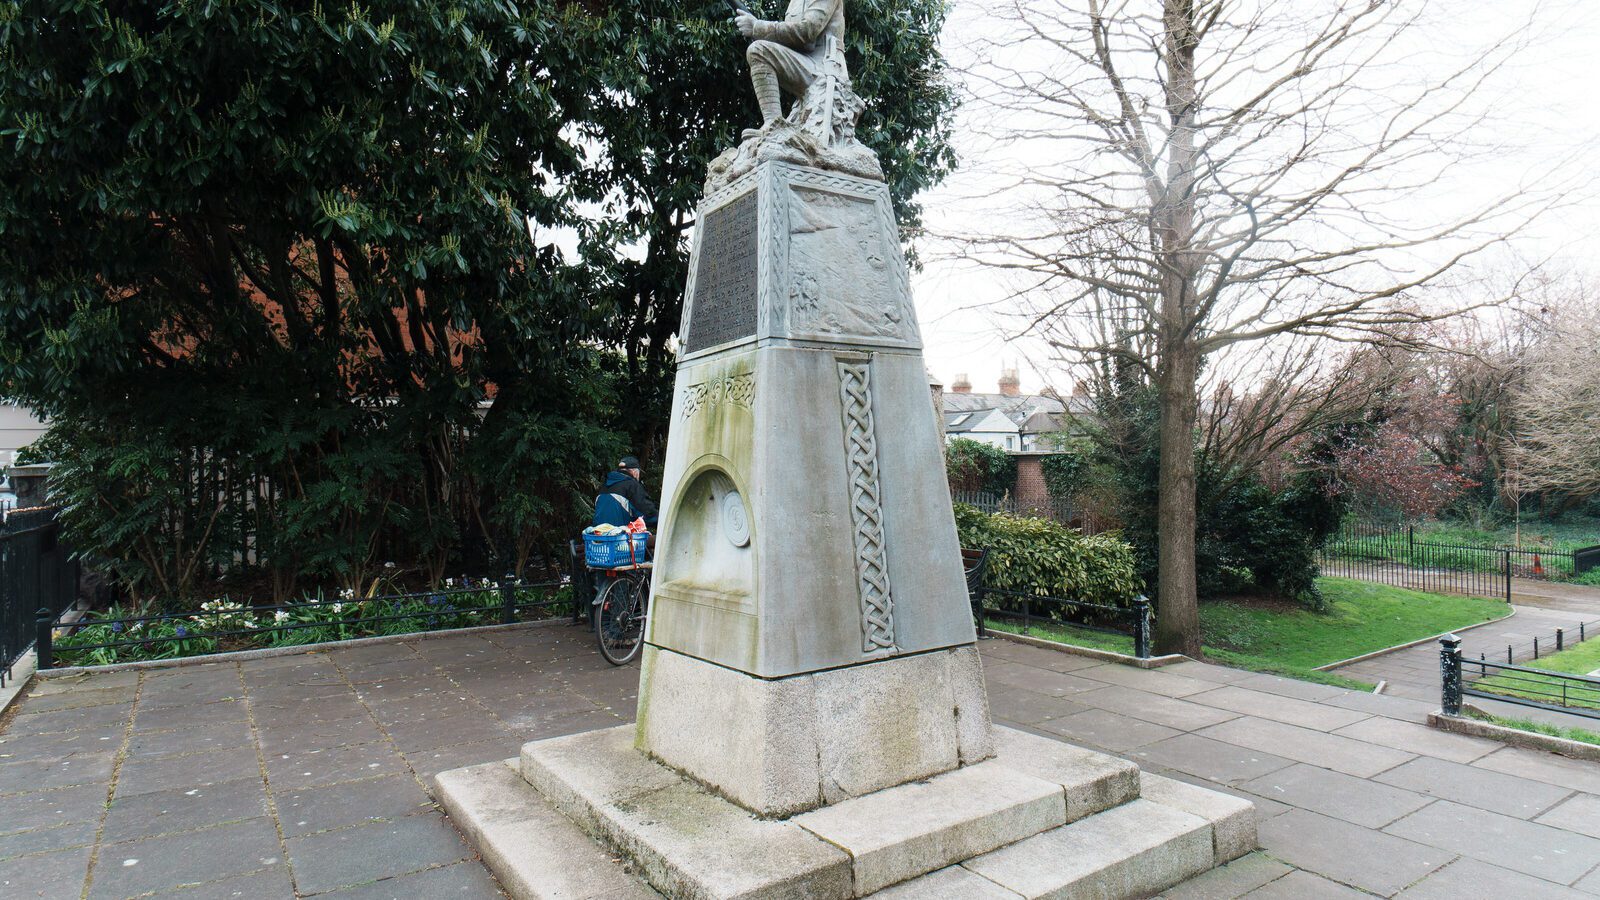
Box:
743;65;782;140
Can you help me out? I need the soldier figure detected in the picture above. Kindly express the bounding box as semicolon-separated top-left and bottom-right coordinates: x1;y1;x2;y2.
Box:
734;1;846;137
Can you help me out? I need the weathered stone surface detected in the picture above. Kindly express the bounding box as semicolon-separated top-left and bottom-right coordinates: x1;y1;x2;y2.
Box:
518;725;851;899
521;726;682;832
990;726;1139;821
635;646;989;816
792;760;1065;895
1139;772;1257;862
592;781;852;900
867;866;1021;899
963;799;1215;899
634;646;823;816
435;760;660;900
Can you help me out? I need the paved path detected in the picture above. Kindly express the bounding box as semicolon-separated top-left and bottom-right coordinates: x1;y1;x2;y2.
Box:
3;626;1600;899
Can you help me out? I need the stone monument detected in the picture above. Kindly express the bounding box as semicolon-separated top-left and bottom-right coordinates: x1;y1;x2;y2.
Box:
436;3;1256;896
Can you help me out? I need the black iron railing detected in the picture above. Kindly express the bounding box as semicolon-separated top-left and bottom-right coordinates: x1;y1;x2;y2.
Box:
38;577;575;670
1440;634;1600;721
976;586;1152;659
2;507;80;686
1320;522;1513;601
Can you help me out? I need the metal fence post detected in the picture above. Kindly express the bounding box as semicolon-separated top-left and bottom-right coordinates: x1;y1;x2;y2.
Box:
1503;550;1512;603
1557;628;1565;653
1133;595;1151;659
1439;634;1462;716
500;575;517;626
35;607;53;670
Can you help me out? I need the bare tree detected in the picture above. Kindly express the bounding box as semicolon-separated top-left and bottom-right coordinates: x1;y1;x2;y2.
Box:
940;0;1559;653
1512;294;1600;501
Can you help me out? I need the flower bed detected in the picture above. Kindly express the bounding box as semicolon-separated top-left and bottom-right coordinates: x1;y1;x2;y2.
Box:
50;578;575;667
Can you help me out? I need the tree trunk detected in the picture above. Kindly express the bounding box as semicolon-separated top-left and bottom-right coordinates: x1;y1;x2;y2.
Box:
1154;0;1203;657
1154;345;1202;656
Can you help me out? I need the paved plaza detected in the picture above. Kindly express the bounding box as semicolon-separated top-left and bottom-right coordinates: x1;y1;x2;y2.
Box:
3;624;1600;898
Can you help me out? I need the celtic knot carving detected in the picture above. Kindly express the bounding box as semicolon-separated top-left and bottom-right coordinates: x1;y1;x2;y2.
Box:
837;360;896;653
682;372;756;420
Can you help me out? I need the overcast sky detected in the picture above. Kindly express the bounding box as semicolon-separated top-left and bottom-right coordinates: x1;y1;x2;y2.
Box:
910;0;1600;396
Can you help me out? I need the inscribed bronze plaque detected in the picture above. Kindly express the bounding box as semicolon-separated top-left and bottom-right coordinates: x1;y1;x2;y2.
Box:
684;191;759;353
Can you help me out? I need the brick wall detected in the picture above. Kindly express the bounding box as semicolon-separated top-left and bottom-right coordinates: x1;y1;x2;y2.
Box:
1013;456;1049;511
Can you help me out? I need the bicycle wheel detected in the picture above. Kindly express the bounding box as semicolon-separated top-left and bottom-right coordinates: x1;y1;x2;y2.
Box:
596;575;646;665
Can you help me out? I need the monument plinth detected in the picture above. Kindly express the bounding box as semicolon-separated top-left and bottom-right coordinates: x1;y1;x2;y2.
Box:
437;3;1254;896
635;161;992;818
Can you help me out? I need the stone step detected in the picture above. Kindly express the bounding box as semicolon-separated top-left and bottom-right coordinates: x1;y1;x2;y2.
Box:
441;724;1253;899
953;799;1217;899
434;759;661;900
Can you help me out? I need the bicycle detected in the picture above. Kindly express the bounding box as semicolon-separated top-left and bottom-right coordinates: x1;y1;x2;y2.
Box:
591;562;651;665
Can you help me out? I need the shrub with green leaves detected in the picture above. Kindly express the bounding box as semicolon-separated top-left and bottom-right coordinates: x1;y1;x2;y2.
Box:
946;438;1018;495
953;503;1141;606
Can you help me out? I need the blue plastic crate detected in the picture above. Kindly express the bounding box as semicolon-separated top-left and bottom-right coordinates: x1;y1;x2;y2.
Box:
584;531;648;568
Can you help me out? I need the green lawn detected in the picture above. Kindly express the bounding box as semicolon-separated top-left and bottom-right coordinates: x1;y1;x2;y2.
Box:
1471;632;1600;712
1328;517;1600;581
987;577;1511;690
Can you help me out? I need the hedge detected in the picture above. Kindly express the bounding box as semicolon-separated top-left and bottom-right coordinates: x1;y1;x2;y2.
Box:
953;503;1141;606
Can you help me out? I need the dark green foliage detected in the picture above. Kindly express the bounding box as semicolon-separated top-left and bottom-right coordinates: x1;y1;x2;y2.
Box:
1040;438;1094;502
0;0;956;606
953;503;1141;606
945;437;1016;494
1089;385;1345;610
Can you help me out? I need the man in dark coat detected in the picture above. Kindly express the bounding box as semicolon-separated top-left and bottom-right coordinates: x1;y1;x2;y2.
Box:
592;455;658;530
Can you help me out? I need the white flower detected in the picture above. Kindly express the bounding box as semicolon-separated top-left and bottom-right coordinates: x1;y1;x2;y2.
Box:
274;610;290;624
445;577;455;588
331;602;344;614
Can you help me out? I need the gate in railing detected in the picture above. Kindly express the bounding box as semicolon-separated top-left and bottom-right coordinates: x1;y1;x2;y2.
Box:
1;507;79;686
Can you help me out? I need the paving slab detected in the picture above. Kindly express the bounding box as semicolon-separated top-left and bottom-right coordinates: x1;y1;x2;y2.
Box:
1383;798;1600;884
125;719;255;758
7;702;135;735
1239;762;1432;829
101;777;270;843
1536;793;1600;840
1037;707;1183;751
115;746;263;799
264;741;412;790
1160;661;1260;685
1072;664;1219;698
1071;685;1241;731
86;817;284;900
1197;717;1415;778
0;751;119;794
1472;745;1600;795
0;782;111;836
1394;855;1592;899
1374;756;1574;818
1229;674;1349;702
1133;734;1296;786
133;698;249;731
320;860;506;898
0;820;98;860
1238;869;1371;898
283;812;476;895
0;845;92;900
1331;716;1499;764
981;662;1107;698
1257;808;1452;896
274;773;435;838
152;864;297;898
1185;686;1370;731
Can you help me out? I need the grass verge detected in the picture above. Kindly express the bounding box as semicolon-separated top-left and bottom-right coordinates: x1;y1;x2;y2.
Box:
1463;708;1600;748
986;576;1511;690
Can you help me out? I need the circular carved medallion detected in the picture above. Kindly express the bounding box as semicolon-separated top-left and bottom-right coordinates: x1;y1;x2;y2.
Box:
721;490;751;547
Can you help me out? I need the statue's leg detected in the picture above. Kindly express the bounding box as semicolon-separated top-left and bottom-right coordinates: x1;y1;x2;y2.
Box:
745;42;786;126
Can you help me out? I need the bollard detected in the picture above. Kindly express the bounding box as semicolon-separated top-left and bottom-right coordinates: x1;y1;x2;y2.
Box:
1557;628;1564;653
34;607;53;670
1133;595;1152;659
499;574;517;626
1439;634;1463;716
